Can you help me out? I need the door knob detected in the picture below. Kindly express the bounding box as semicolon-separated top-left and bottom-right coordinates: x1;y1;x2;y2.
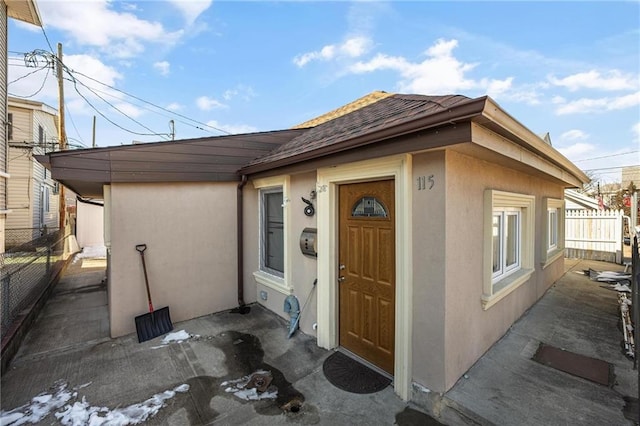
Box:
337;276;345;283
339;264;345;270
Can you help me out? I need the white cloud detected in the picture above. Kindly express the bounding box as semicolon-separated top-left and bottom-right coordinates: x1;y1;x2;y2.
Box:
556;142;597;159
166;102;183;111
206;120;257;135
293;36;373;67
153;61;171;76
551;96;566;104
555;91;640;115
548;70;638;92
37;1;183;58
633;122;640;142
167;0;212;25
223;85;256;101
560;129;590;141
349;38;513;95
113;101;144;119
196;96;227;110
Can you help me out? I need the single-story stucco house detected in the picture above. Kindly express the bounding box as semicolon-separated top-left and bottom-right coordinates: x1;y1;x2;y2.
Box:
38;92;589;400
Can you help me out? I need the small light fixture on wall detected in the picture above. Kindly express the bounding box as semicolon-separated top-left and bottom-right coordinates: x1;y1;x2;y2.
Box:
301;190;316;217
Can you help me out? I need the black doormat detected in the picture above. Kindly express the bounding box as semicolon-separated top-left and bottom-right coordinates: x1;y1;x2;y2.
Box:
532;343;614;387
322;351;391;394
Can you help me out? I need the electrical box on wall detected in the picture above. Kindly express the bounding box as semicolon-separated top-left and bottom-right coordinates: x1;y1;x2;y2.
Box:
300;228;317;258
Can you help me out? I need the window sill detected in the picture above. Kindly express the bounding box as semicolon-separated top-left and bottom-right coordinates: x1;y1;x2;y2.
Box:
541;249;563;269
482;268;534;310
253;270;292;295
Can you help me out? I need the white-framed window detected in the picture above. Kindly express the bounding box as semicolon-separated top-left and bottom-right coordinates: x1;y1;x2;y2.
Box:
260;187;284;276
483;190;535;310
492;209;521;281
548;208;558;250
252;176;292;294
542;198;564;268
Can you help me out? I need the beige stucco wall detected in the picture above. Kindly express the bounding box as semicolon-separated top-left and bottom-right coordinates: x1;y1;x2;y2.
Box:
246;172;319;336
241;145;570;397
108;182;238;338
440;149;565;390
411;151;448;391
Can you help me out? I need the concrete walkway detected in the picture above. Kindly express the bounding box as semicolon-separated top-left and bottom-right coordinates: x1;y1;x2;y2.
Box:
438;258;638;426
0;256;638;425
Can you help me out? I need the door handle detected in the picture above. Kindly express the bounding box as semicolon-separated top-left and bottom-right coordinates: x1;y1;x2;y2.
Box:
337;276;345;283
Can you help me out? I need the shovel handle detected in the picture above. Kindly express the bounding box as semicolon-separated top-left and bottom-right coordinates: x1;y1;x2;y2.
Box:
136;244;154;312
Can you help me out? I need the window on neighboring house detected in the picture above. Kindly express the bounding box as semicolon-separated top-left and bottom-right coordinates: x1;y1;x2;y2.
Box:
542;198;564;267
44;186;50;213
38;125;44;146
7;113;12;141
260;188;284;276
483;190;535;310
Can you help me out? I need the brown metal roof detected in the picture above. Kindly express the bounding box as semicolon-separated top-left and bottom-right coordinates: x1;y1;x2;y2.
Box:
37;129;305;198
241;94;481;174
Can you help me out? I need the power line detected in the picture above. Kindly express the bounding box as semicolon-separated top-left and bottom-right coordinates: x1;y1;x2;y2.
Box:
583;164;639;172
40;26;55;54
68;75;168;138
68;69;232;135
573;150;640;162
9;66;50;99
68;75;170;140
65;100;87;147
15;48;235;140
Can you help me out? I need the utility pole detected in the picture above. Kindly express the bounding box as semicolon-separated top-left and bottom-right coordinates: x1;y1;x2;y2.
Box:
57;43;67;232
92;116;96;147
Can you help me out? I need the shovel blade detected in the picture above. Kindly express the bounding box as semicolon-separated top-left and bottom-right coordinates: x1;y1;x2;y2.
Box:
135;306;173;343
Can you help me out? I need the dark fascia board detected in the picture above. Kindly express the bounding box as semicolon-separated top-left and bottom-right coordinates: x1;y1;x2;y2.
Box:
239;96;488;175
34;129;305;198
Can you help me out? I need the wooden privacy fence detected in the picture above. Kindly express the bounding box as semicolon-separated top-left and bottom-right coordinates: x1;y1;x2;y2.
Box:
565;209;624;263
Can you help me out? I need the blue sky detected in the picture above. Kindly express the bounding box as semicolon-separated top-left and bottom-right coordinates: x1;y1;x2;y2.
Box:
9;1;640;185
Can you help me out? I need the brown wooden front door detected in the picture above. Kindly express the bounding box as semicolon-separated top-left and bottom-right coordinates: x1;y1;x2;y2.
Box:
338;179;395;374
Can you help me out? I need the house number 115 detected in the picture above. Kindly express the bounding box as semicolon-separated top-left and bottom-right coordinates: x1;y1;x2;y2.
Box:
417;175;435;190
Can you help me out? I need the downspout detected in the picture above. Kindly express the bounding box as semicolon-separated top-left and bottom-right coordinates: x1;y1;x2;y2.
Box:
233;174;250;314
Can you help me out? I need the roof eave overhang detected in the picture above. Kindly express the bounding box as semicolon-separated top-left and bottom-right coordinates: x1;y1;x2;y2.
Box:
239;96;489;175
476;97;590;187
7;0;42;26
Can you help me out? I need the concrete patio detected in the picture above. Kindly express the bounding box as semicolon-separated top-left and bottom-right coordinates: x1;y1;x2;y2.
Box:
0;255;637;425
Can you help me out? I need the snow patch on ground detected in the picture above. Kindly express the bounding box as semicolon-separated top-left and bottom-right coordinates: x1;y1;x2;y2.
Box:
221;370;278;401
73;245;107;261
0;381;189;425
150;330;200;349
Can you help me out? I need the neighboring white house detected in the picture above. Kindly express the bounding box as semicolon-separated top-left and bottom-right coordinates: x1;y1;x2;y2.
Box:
1;0;42;252
6;97;59;248
75;196;104;249
564;188;599;210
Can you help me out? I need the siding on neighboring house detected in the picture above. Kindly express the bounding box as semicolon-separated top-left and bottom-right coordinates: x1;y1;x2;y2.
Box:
9;105;32;143
6;98;59;245
33;109;58;149
6;146;32;229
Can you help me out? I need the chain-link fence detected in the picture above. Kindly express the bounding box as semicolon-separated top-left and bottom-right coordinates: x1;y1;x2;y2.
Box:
5;227;55;251
1;228;69;340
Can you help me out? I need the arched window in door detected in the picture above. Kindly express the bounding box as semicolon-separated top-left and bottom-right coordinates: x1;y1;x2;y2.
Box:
351;196;388;218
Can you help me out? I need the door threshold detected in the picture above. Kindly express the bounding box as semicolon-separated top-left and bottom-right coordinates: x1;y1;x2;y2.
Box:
337;347;394;381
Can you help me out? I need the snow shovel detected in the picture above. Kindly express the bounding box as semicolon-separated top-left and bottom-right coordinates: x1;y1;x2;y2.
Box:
134;244;173;343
